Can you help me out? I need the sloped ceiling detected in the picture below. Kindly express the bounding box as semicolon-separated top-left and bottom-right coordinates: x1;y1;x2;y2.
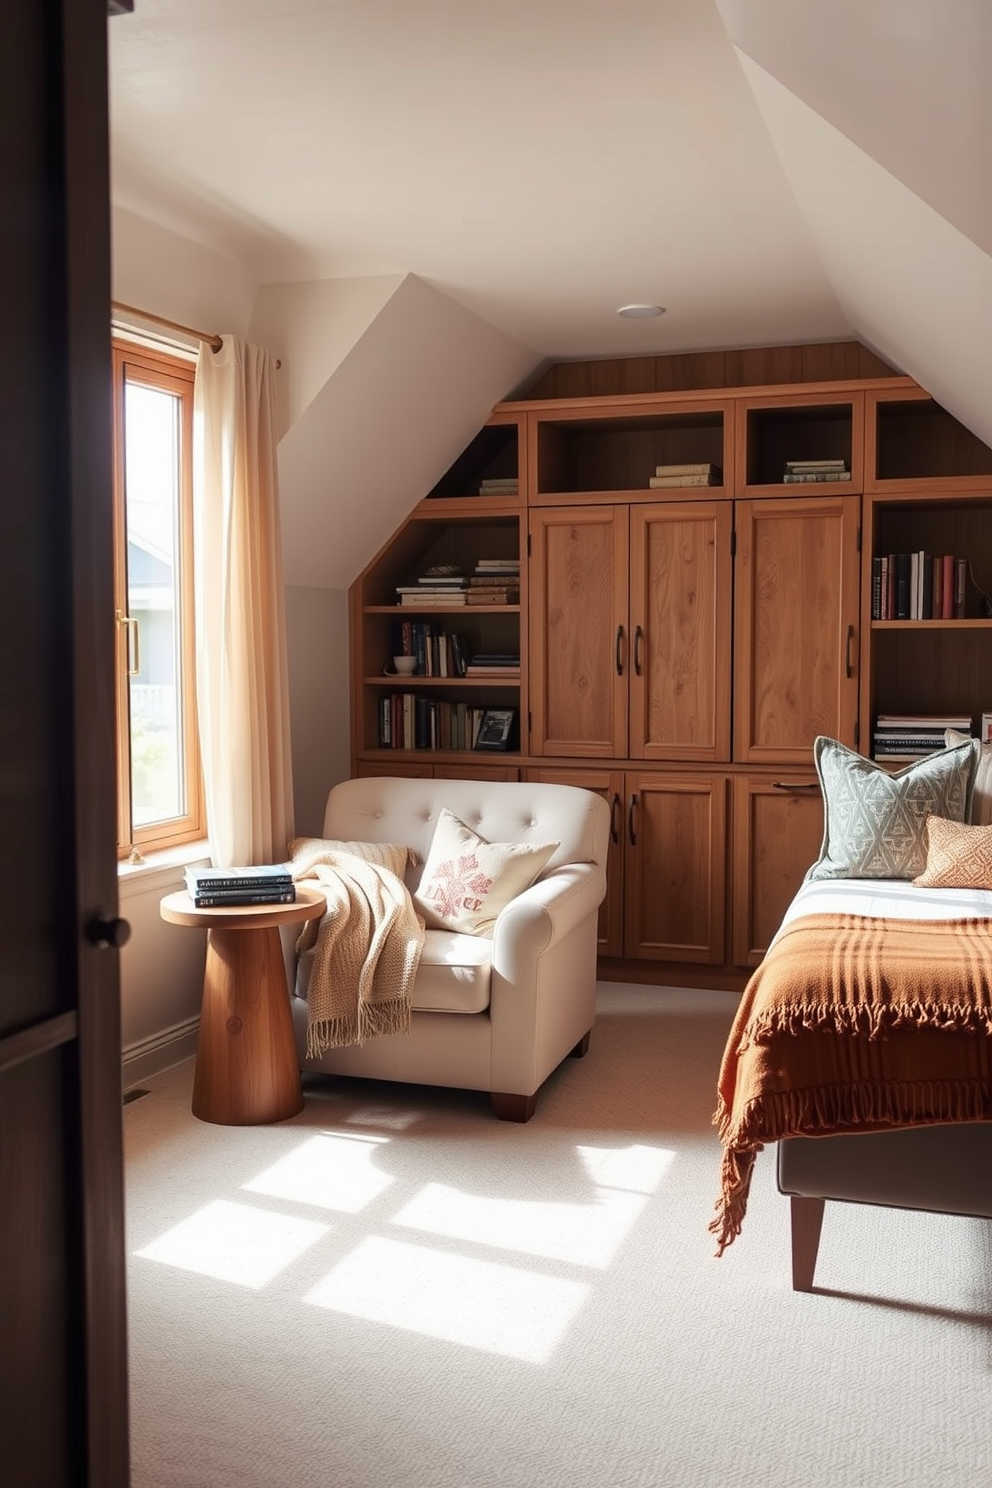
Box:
107;0;992;584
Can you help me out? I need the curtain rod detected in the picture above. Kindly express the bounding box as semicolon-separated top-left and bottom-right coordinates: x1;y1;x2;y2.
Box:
111;301;281;367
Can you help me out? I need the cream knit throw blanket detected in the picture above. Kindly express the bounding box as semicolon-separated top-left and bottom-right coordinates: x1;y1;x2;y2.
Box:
290;839;425;1055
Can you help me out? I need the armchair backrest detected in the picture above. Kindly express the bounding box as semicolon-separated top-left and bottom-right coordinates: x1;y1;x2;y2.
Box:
321;775;609;891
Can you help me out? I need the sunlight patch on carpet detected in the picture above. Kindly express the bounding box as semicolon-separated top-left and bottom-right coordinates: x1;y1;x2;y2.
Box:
242;1132;394;1213
391;1182;646;1267
304;1236;588;1362
576;1142;676;1194
133;1199;329;1288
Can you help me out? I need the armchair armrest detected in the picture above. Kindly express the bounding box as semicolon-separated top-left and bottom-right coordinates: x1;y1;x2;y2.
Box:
491;862;605;971
488;861;606;1098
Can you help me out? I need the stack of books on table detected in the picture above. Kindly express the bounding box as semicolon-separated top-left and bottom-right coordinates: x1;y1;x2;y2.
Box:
872;714;972;766
467;559;520;605
782;459;851;483
185;863;296;907
395;564;468;606
478;477;518;496
648;462;721;488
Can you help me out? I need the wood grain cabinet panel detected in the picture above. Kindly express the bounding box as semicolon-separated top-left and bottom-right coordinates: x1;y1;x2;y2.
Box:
629;501;732;762
528;506;628;757
731;773;824;968
623;772;727;965
733;496;861;765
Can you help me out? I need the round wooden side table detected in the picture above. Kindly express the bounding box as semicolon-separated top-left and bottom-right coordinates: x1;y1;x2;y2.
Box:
160;885;326;1126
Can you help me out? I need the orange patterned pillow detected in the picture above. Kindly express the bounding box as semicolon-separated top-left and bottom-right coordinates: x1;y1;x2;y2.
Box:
913;815;992;889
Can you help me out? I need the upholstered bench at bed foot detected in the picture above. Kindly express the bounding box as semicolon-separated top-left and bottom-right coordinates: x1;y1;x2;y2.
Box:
777;1122;992;1290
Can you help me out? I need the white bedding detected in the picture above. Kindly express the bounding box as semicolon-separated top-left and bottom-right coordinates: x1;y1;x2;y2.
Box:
774;877;992;943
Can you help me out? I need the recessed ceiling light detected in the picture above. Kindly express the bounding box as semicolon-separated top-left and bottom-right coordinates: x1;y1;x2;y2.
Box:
617;303;666;319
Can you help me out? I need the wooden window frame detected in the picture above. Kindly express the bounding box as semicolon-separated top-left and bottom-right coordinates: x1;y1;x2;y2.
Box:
112;339;204;857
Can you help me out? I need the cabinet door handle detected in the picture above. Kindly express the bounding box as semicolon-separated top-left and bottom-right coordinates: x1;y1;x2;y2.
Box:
627;793;637;846
610;792;621;844
615;624;624;675
771;781;820;792
845;623;855;679
634;624;644;676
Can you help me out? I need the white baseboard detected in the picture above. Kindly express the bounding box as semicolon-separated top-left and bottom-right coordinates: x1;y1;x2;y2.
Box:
123;1016;199;1089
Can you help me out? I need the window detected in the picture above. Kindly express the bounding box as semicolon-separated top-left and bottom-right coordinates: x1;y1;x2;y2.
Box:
112;339;203;857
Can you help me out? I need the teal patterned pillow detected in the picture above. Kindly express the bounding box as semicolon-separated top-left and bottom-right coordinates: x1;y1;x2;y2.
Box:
806;736;978;881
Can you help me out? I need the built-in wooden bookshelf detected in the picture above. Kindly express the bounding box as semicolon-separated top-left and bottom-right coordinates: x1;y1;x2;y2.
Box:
349;343;992;979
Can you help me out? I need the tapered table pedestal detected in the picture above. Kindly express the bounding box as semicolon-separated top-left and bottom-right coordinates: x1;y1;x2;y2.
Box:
160;887;326;1125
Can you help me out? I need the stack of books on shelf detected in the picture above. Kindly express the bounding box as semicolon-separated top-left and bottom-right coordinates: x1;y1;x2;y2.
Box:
378;694;488;751
467;558;520;605
871;552;970;620
478;477;518;496
185;863;296;907
648;462;721;488
463;651;520;677
781;459;851;483
395;563;468;606
872;713;972;766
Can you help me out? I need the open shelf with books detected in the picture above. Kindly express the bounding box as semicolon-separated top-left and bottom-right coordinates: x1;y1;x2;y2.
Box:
352;509;525;765
861;489;992;759
423;411;524;508
529;397;731;504
736;389;862;493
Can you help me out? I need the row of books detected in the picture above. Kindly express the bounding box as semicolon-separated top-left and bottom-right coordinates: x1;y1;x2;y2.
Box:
872;712;971;764
781;458;851;484
393;622;471;677
185;863;295;907
871;552;969;620
378;696;517;751
648;462;721;489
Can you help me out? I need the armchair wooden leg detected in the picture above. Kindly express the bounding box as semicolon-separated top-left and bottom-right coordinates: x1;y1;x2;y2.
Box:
491;1092;538;1123
568;1031;591;1058
790;1195;826;1291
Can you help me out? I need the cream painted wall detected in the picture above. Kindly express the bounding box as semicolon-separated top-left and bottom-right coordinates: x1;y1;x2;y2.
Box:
249;275;405;438
118;866;206;1086
285;584;351;837
112;204;256;340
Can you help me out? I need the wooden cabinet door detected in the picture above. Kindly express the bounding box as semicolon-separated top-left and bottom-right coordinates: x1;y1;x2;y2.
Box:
525;765;624;957
628;501;732;762
529;507;628;757
731;773;824;967
623;772;727;964
733;495;860;764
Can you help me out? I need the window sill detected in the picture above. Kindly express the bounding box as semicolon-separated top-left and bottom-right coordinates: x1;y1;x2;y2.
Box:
118;840;211;900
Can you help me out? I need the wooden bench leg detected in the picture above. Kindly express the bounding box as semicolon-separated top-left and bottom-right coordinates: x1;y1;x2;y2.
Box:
491;1092;538;1123
790;1195;826;1291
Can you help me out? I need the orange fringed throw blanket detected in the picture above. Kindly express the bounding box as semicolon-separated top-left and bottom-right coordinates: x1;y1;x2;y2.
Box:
711;913;992;1255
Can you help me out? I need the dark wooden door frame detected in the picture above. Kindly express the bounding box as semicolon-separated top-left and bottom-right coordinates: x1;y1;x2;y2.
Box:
1;0;130;1482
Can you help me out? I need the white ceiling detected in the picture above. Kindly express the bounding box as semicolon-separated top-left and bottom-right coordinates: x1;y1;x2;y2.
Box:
108;0;985;365
108;0;992;588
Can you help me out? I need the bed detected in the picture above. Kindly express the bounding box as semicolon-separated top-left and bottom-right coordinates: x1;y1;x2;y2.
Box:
711;875;992;1277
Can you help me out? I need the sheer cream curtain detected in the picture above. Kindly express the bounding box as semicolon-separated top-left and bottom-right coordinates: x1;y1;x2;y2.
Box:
193;335;295;867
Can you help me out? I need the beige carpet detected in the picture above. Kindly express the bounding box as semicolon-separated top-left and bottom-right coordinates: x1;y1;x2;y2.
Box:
124;982;992;1488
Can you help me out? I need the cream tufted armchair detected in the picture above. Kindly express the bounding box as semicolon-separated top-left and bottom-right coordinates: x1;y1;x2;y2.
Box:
290;775;609;1121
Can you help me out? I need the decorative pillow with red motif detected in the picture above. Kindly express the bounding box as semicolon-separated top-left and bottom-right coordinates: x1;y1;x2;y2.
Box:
413;808;559;936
